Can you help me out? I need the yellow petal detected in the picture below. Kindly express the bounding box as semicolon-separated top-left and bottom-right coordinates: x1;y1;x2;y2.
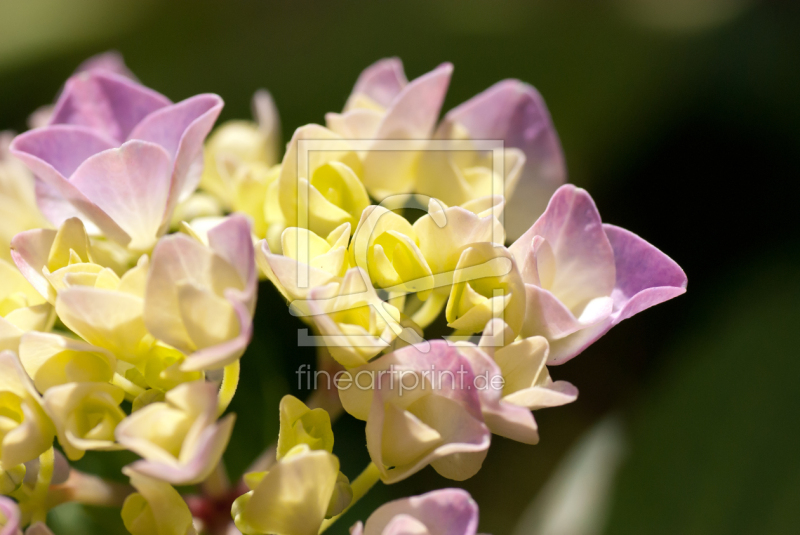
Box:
233;446;339;535
122;468;195;535
47;218;91;271
381;401;442;468
19;332;116;393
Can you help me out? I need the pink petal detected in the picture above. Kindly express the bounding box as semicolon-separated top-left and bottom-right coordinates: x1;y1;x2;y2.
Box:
75;51;137;81
10;228;56;298
372;63;452;140
362;488;479;535
10;126;129;244
128;94;224;210
545;320;611;366
603;224;687;323
521;284;612;340
504;379;579;409
346;57;408;110
180;298;253;372
544;226;686;365
511;185;616;313
49;71;170;143
381;515;430;535
0;496;21;535
34;179;91;229
11;126;116;179
442;80;566;238
361;63;453;199
355;340;491;483
69;141;173;250
456;345;539;445
207;214;257;310
395;341;486;421
124;414;235;485
325;109;384;139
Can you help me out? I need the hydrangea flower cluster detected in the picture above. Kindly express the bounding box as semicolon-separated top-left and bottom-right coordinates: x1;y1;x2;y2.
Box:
0;53;686;535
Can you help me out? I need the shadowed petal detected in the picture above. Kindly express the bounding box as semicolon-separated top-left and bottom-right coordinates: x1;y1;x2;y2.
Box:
456;344;539;445
179;297;252;371
33;179;94;230
55;287;148;364
145;233;243;352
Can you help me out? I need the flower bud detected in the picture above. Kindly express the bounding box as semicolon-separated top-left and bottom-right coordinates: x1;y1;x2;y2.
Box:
350;206;432;297
145;215;256;371
256;223;350;301
277;395;333;459
445;243;525;336
43;382;125;461
121;468;196;535
301;268;403;368
277;125;367;238
233;445;340;535
141;342;203;392
0;495;21;535
0;261;52;354
326;471;352;518
201;89;281;214
19;332;116;394
0;465;25;495
115;381;234;485
339;341;490;483
0;351;55;467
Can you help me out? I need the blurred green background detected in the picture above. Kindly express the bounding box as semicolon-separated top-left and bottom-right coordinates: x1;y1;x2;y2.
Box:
2;0;799;533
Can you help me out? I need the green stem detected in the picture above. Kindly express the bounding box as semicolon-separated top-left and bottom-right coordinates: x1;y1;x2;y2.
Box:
217;359;240;417
319;462;381;534
29;447;54;524
244;387;343;475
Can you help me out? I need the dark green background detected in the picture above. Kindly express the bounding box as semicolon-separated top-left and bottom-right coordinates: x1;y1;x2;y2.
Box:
2;1;799;533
